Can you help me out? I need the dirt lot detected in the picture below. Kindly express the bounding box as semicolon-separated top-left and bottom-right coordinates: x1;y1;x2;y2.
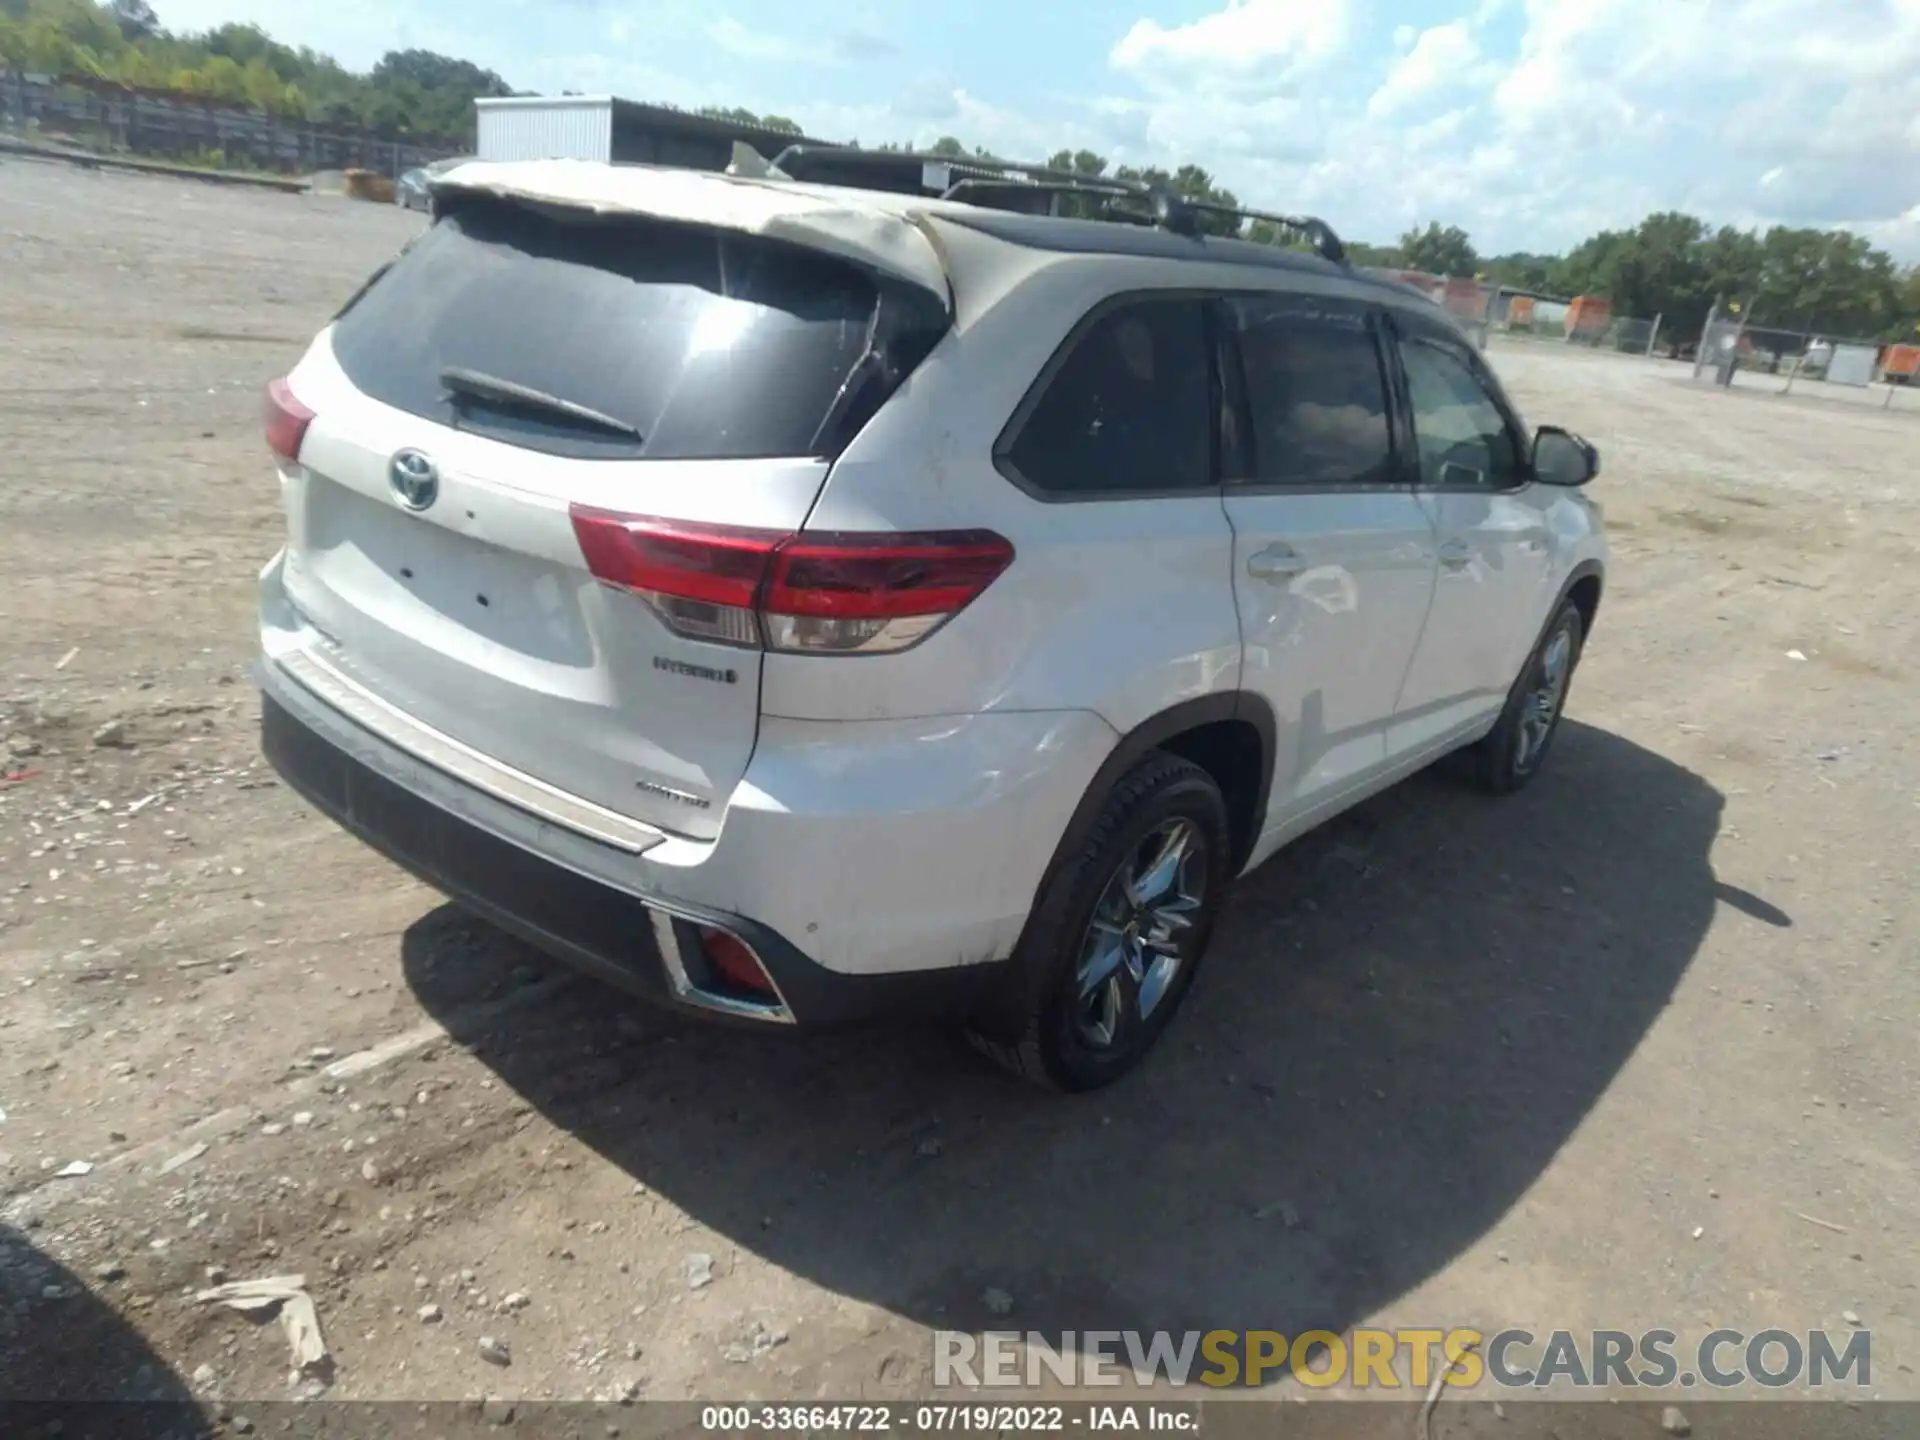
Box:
2;158;1915;1420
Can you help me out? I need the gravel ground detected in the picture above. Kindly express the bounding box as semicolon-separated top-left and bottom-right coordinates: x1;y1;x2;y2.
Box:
1;158;1915;1423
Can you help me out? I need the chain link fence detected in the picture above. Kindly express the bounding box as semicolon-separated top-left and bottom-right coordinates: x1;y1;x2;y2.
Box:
1691;302;1909;407
1490;293;1664;354
1596;314;1661;354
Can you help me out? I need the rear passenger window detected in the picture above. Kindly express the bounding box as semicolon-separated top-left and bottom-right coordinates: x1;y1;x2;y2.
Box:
1229;295;1395;488
1001;298;1214;496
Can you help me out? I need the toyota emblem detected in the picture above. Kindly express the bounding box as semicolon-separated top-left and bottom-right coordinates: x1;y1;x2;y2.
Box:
389;449;439;511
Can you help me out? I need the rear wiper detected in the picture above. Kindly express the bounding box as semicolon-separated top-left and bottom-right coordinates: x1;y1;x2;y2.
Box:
440;367;644;442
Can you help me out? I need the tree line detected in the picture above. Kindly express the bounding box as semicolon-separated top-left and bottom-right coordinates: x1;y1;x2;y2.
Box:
1;0;511;138
1396;217;1920;344
9;1;1916;341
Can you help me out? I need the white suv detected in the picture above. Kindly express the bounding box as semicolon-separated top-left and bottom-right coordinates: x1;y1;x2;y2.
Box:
256;154;1606;1090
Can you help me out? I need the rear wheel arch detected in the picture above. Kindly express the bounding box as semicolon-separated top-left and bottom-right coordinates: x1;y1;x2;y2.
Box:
1036;694;1276;901
972;696;1275;1073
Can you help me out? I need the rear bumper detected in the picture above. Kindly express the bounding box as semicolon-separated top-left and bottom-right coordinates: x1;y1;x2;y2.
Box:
258;662;1010;1030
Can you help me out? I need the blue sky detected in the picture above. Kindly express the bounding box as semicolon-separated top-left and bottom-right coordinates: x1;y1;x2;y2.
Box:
155;0;1920;257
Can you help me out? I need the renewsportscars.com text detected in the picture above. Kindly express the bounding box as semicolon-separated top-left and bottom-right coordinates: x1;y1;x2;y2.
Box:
935;1328;1872;1390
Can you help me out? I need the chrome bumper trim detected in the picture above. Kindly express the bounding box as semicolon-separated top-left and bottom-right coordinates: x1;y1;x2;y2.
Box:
273;647;667;856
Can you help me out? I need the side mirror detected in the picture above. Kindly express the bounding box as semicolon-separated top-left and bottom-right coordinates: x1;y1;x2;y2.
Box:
1533;426;1599;487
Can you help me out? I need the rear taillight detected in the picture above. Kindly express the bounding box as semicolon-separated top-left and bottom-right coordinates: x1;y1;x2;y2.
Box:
265;376;315;464
569;506;1013;655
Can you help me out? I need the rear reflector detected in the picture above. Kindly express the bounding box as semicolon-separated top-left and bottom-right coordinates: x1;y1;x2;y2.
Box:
265;376;315;464
569;506;1013;654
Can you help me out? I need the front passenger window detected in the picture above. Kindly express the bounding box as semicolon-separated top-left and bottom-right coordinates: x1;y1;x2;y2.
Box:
1398;337;1523;489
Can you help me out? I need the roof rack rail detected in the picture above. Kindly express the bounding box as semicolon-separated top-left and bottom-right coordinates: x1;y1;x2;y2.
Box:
762;144;1347;264
1164;199;1347;265
768;144;1140;198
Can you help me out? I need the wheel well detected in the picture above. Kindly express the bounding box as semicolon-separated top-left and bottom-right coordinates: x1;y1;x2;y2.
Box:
1567;573;1602;635
1156;719;1265;870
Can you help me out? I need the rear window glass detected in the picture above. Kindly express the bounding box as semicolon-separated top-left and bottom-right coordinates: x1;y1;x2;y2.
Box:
330;199;939;461
1000;297;1214;496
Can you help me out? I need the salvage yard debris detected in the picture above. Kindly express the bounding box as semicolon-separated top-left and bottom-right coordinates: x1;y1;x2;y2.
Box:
196;1274;332;1380
158;1141;210;1175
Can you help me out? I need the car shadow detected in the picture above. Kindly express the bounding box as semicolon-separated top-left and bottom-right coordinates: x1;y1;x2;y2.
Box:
0;1224;206;1433
401;720;1762;1380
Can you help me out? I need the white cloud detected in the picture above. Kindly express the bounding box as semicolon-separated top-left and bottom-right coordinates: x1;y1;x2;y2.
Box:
1078;0;1920;257
1111;0;1353;82
705;16;902;68
707;17;827;65
1486;0;1920;232
1367;22;1499;119
796;85;1083;157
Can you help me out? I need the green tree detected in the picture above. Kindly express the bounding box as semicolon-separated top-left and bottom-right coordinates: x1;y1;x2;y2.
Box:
1114;161;1240;235
370;49;508;134
108;0;155;40
1482;252;1556;289
1697;225;1763;311
1346;240;1404;269
241;53;285;112
1046;147;1108;178
1399;221;1479;277
1040;148;1112;217
194;54;246;104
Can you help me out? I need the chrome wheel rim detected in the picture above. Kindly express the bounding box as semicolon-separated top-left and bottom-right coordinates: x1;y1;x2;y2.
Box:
1072;819;1207;1051
1515;628;1573;772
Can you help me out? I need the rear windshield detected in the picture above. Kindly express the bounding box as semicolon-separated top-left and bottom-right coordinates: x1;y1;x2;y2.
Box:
330;197;946;461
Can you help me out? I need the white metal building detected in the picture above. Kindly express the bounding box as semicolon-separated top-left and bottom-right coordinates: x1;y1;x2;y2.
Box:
474;96;831;172
476;96;617;163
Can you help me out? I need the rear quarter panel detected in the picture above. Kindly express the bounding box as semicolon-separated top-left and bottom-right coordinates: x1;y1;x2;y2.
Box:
766;251;1246;735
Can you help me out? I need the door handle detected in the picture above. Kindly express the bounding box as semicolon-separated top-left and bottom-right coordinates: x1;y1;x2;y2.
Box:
1246;544;1307;584
1437;539;1473;571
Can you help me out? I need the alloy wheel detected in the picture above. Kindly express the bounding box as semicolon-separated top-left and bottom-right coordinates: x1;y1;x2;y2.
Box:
1515;627;1574;773
1071;818;1208;1051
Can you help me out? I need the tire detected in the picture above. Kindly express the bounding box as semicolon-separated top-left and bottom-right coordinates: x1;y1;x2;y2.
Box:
969;752;1233;1091
1470;599;1585;794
